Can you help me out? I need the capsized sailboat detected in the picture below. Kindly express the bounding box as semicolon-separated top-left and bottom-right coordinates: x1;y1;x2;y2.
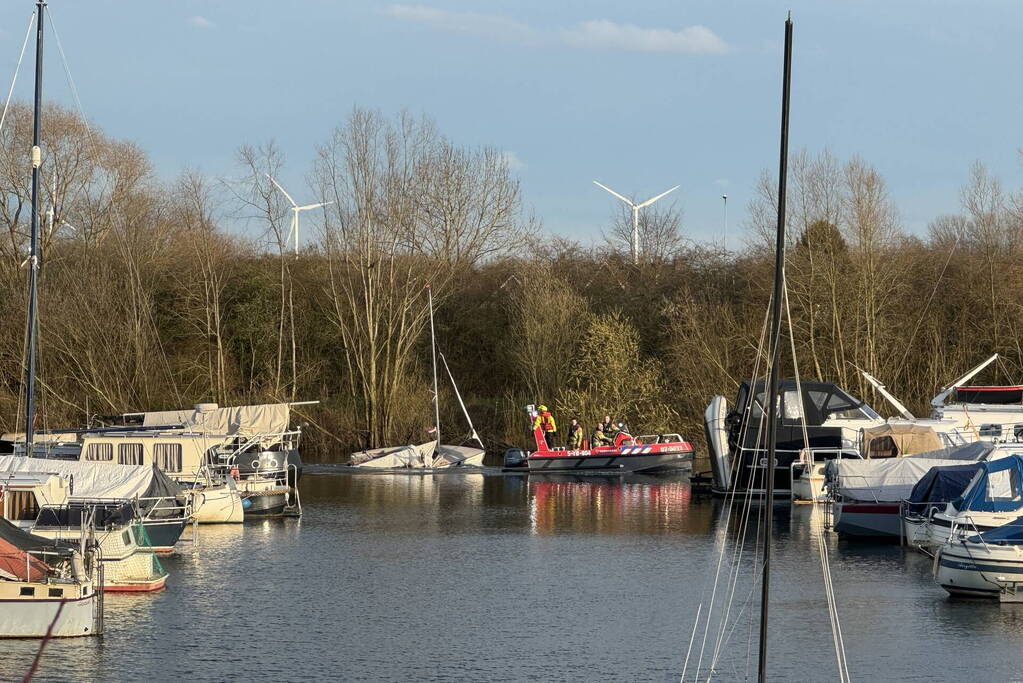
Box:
350;285;484;470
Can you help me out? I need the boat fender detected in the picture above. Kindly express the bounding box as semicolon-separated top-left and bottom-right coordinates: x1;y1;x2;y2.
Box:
230;467;240;481
242;497;253;510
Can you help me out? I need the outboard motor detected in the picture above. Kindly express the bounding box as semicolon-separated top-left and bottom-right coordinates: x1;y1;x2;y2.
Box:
503;448;527;468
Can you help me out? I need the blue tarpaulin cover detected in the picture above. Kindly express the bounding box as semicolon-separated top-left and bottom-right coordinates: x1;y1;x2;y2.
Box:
958;454;1023;513
967;515;1023;544
905;462;984;516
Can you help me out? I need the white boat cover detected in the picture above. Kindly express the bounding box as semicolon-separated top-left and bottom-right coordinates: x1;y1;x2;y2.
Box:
140;403;290;436
350;441;484;469
0;456;180;502
827;457;978;502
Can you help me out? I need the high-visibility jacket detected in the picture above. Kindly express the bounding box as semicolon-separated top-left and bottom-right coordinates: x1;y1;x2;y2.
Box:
567;424;583;448
532;411;557;432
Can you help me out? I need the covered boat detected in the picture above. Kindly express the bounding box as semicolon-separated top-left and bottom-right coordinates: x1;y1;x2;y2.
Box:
826;453;984;538
922;452;1023;549
0;455;188;553
901;461;986;548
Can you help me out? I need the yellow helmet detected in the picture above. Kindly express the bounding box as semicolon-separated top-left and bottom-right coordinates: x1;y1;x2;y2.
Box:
538;404;548;411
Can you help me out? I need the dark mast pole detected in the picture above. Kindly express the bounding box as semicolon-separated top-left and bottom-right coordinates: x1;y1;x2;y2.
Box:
758;13;793;683
23;0;45;452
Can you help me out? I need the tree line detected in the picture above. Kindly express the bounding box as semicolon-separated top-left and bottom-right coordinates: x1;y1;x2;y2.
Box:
1;103;1021;461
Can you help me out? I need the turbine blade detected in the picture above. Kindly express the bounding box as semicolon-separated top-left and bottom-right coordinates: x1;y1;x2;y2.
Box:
267;174;297;207
593;181;634;207
637;185;681;208
296;201;332;211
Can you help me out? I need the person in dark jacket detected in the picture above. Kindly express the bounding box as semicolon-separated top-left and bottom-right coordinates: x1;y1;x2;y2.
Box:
566;418;583;450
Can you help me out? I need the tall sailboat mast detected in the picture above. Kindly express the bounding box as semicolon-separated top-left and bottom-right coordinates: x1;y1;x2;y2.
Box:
758;13;793;683
427;283;440;456
23;0;45;452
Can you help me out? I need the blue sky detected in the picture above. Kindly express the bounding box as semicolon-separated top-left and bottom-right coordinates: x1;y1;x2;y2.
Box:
2;0;1021;245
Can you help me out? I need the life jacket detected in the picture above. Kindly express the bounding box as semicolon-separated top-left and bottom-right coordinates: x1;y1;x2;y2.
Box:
539;412;555;431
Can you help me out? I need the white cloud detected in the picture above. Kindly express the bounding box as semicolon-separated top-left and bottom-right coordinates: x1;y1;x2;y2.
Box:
501;151;527;171
386;5;535;43
189;15;215;29
384;6;729;55
562;20;728;55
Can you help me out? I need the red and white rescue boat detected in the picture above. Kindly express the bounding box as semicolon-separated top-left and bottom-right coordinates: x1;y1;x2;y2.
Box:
525;426;694;473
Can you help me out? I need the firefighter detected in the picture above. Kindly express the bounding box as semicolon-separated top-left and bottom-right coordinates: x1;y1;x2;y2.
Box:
603;415;618;440
532;404;558;449
591;422;611;447
566;418;583;450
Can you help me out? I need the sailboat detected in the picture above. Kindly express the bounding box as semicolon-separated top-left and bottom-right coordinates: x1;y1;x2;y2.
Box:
0;0;103;638
349;285;485;469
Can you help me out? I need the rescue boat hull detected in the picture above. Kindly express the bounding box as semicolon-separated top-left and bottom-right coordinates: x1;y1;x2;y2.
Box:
526;449;693;474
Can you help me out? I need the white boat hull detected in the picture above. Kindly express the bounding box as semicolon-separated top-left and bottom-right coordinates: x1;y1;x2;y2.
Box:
0;588;98;638
791;462;827;503
935;542;1023;597
188;481;244;524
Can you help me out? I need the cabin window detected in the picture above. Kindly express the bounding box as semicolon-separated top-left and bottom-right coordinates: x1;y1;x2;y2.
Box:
980;424;1003;439
867;436;899;459
986;468;1022;502
7;490;40;521
85;443;113;461
48;588;63;598
20;587;34;596
782;390;804;420
118;443;144;466
154;443;183;472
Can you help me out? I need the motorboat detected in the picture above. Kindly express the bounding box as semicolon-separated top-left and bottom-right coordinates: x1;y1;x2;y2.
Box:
0;455;188;552
705;380;882;497
0;471;168;592
3;402;304;520
934;515;1023;598
901;460;985;549
0;518;102;638
826;442;993;538
792;422;943;503
525;414;694;474
912;451;1023;550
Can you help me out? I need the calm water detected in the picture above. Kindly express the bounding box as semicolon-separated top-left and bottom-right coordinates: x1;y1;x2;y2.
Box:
4;469;1023;682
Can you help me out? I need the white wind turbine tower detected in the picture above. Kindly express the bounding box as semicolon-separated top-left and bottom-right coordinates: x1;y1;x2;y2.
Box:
593;180;680;264
267;174;333;254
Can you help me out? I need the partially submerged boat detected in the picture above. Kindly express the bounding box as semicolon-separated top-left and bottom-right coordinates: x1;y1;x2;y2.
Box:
705;380;881;496
349;286;485;471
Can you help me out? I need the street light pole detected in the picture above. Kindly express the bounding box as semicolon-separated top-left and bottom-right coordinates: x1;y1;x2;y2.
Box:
722;194;728;249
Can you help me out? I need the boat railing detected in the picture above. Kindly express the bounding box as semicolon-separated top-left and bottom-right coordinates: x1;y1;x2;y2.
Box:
950;515;989;550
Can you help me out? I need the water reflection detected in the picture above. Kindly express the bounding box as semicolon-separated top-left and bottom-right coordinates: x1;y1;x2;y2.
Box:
5;471;1023;682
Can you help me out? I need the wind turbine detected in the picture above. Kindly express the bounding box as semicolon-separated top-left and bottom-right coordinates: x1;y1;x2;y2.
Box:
267;174;333;254
593;180;680;264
